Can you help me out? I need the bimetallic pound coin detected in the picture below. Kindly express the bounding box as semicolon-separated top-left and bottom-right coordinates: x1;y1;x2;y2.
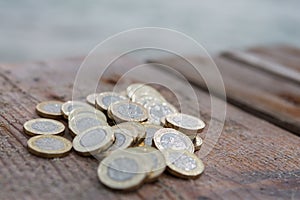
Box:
86;93;99;106
143;124;163;147
95;92;127;112
27;135;72;158
36;101;63;119
112;123;138;141
164;150;204;179
125;146;166;182
23;118;65;136
69;114;108;137
68;107;107;122
98;150;148;190
126;83;144;98
153;128;194;153
145;101;177;125
73;126;114;156
61;101;91;119
165;113;205;139
110;101;148;123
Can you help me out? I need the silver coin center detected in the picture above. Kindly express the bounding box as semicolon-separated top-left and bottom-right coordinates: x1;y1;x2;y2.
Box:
172;116;199;128
43;103;61;113
34;137;64;151
169;152;197;171
31;121;59;132
107;157;138;181
108;132;126;151
75;117;104;132
80;129;107;147
102;96;124;107
117;104;144;119
149;104;174;122
160;132;187;150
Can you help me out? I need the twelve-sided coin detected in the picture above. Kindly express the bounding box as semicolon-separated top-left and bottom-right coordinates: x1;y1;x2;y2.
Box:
27;135;72;158
95;92;127;112
61;101;91;119
73;126;114;156
23;118;65;136
86;93;99;106
36;101;63;119
164;149;204;179
153;128;194;153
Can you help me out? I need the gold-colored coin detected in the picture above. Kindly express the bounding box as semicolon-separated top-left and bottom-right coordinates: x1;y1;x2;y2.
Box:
23;118;65;136
165;113;205;139
110;101;148;123
126;83;145;98
129;85;162;100
125;146;166;182
69;114;108;137
98;150;148;190
27;135;72;158
193;135;203;151
35;101;63;119
86;93;99;106
68;107;107;122
164;149;204;179
143;124;163;147
153;128;194;153
145;100;177;125
95;92;127;112
61;101;91;119
73;126;114;156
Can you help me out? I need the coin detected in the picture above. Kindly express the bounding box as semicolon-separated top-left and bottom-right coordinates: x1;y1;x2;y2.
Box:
165;113;205;139
129;85;162;100
193;135;203;151
125;146;166;182
27;135;72;158
68;114;108;137
23;118;65;136
126;83;144;98
86;93;99;106
68;107;107;122
110;101;148;123
35;101;63;119
164;149;204;179
143;124;163;147
95;92;127;112
145;100;177;125
132;95;165;106
61;101;91;119
98;150;148;190
73;126;114;156
153;128;194;153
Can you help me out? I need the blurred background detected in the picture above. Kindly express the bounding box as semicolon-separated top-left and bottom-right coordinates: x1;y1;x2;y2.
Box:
0;0;299;62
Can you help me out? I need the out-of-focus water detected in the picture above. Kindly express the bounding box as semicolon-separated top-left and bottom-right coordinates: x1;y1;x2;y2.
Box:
0;0;299;62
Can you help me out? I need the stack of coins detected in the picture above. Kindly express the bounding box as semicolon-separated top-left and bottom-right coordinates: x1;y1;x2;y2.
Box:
23;83;206;190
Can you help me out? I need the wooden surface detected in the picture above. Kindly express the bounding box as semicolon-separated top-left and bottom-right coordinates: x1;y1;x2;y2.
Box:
0;47;300;200
149;45;300;135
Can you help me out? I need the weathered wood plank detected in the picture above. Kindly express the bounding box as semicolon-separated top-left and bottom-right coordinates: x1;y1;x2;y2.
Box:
149;46;300;134
0;54;300;200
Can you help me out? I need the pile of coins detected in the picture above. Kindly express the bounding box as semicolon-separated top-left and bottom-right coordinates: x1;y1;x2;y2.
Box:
23;83;206;190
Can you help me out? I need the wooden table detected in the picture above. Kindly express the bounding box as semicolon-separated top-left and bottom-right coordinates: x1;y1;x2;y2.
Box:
0;45;299;199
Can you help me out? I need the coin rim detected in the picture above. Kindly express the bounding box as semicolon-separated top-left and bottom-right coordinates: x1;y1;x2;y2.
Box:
72;126;114;156
23;118;65;136
27;135;72;158
86;93;99;106
164;149;205;179
165;113;205;131
35;101;63;119
68;106;107;122
110;101;148;123
95;92;127;111
153;128;195;153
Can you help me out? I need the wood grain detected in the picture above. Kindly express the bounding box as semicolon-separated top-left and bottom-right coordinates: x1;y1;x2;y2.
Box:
149;46;300;135
0;53;300;200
